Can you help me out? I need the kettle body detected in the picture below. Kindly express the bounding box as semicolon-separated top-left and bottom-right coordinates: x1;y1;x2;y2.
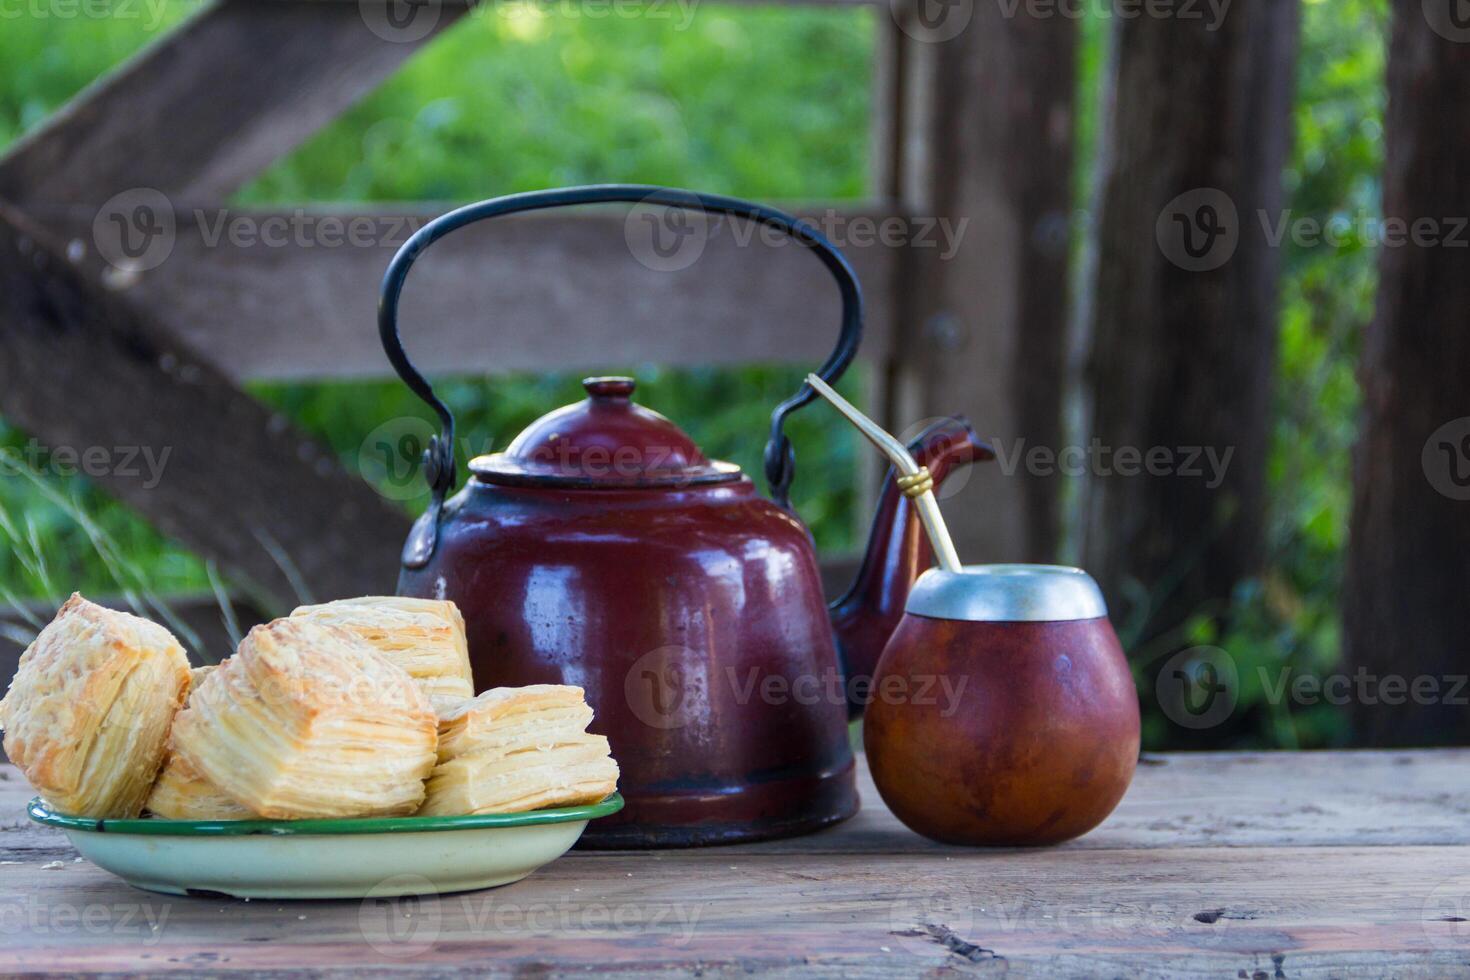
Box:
400;474;856;846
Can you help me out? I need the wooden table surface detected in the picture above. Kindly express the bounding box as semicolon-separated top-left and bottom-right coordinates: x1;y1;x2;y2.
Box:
4;750;1469;977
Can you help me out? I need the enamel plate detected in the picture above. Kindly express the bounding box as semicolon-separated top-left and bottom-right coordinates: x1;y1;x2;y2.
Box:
28;794;624;900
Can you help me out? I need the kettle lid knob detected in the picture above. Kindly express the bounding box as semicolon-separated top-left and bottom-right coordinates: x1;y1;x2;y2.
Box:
583;376;637;399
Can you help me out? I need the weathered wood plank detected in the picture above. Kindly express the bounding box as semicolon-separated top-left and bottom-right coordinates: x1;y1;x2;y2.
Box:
727;748;1470;855
0;202;413;614
0;0;464;206
33;204;899;381
1343;1;1470;746
1080;0;1301;655
887;3;1077;568
4;753;1467;974
1;837;1466;974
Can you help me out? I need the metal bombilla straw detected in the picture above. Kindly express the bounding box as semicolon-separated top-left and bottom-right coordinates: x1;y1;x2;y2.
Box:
805;374;963;574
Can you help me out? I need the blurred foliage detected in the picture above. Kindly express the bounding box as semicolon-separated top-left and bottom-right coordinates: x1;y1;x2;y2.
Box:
241;4;872;203
0;4;871;611
1216;0;1386;749
0;2;1392;752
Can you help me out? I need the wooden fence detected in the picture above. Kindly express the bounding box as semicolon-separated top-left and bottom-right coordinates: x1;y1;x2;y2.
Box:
0;0;1070;624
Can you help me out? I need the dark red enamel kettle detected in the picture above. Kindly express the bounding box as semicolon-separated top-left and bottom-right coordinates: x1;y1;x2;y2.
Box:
378;185;989;847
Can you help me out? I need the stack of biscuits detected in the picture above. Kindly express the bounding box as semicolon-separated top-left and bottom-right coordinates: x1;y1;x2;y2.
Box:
0;593;617;821
420;685;619;816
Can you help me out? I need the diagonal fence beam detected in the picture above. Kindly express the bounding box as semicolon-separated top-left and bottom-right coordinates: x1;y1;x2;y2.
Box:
0;0;465;206
0;201;413;613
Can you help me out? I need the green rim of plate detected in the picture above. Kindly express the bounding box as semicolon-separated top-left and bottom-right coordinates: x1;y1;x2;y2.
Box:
28;793;623;836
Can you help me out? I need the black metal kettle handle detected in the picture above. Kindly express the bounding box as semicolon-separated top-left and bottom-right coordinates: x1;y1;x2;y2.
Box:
379;184;864;566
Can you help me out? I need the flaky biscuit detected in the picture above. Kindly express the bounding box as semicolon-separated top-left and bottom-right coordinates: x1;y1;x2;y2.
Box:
420;684;617;815
145;666;252;820
419;736;619;816
170;619;438;819
434;684;595;760
0;594;190;818
290;597;473;710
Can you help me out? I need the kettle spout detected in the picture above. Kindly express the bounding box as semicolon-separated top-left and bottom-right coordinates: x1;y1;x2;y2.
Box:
829;415;992;715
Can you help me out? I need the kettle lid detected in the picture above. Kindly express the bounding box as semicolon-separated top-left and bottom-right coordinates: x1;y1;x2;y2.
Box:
470;376;742;489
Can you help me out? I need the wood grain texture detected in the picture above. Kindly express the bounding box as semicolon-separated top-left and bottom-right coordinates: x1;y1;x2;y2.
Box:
0;0;463;206
889;3;1077;569
27;203;898;381
1080;0;1301;655
0;202;412;614
3;752;1468;976
1342;2;1470;746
